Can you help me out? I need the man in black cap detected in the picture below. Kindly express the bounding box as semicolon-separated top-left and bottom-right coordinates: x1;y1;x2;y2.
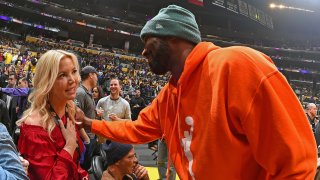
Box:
76;65;98;170
76;65;98;120
101;141;149;180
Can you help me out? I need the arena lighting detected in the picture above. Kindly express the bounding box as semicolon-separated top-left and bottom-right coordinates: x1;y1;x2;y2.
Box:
270;3;276;8
0;15;10;21
269;3;315;12
35;25;45;29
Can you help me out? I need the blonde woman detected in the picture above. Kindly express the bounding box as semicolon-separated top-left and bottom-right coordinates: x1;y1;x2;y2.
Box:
17;50;88;179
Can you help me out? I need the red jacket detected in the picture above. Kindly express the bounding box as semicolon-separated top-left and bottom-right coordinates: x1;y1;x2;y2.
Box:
19;116;88;180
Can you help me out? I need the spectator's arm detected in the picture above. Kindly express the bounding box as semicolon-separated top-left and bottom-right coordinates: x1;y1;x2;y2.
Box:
79;128;90;144
0;123;29;180
0;88;29;97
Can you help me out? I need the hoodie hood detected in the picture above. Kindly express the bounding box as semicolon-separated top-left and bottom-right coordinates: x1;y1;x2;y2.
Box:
177;42;220;89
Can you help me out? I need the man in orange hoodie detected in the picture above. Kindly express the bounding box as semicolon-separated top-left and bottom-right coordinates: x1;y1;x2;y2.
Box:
77;5;317;179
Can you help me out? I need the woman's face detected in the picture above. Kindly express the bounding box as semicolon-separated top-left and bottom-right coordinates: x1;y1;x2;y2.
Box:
50;57;79;102
92;87;99;100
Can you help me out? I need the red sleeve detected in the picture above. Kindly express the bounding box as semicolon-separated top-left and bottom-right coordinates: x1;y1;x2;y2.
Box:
44;149;78;180
18;125;80;180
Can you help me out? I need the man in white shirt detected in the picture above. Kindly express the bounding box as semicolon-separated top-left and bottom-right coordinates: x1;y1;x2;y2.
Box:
97;78;131;121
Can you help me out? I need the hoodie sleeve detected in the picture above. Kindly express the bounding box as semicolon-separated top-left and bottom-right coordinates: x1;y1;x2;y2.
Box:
214;46;317;179
241;71;317;179
91;97;163;144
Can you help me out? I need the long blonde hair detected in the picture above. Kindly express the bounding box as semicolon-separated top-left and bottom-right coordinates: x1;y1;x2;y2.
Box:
17;50;80;138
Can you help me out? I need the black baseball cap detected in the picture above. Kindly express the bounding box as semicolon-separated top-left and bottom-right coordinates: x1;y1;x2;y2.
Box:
80;66;97;76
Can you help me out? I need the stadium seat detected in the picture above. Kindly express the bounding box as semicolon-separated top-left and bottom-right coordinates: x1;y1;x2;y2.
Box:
91;156;104;180
100;146;107;160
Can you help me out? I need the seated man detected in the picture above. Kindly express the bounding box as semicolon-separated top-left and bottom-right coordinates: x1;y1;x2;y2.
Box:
102;140;149;180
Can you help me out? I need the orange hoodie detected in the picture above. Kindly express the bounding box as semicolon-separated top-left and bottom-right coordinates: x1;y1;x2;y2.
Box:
92;42;317;179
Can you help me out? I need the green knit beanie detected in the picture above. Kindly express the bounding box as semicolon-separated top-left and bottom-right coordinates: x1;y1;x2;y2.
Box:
140;5;201;44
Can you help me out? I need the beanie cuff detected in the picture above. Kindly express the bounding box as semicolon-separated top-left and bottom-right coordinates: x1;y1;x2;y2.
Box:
141;18;201;44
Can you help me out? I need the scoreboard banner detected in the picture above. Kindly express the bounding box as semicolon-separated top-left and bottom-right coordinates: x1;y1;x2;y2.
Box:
208;0;273;29
226;0;238;13
211;0;225;8
238;0;249;17
248;4;258;21
265;14;274;29
256;9;266;25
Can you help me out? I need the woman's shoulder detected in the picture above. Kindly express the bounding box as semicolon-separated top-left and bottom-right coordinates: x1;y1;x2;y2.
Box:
20;111;50;134
23;111;43;127
19;111;60;154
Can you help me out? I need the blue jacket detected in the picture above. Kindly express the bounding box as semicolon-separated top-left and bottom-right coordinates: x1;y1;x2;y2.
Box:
0;123;29;179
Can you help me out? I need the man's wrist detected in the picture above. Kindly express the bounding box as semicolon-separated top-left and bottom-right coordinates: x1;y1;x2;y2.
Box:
84;117;93;130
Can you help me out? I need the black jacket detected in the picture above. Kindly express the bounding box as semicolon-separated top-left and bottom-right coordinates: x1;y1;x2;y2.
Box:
0;99;11;135
1;94;18;134
130;96;146;120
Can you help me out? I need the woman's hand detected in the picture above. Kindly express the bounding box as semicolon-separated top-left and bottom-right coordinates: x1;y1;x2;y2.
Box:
59;119;78;157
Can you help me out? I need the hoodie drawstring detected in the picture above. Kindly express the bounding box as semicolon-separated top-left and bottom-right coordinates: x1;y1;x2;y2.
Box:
167;84;182;180
161;92;170;141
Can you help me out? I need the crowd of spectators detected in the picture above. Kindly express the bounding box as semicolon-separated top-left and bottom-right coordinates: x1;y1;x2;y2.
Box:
2;34;320;109
0;35;169;106
2;34;320;108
